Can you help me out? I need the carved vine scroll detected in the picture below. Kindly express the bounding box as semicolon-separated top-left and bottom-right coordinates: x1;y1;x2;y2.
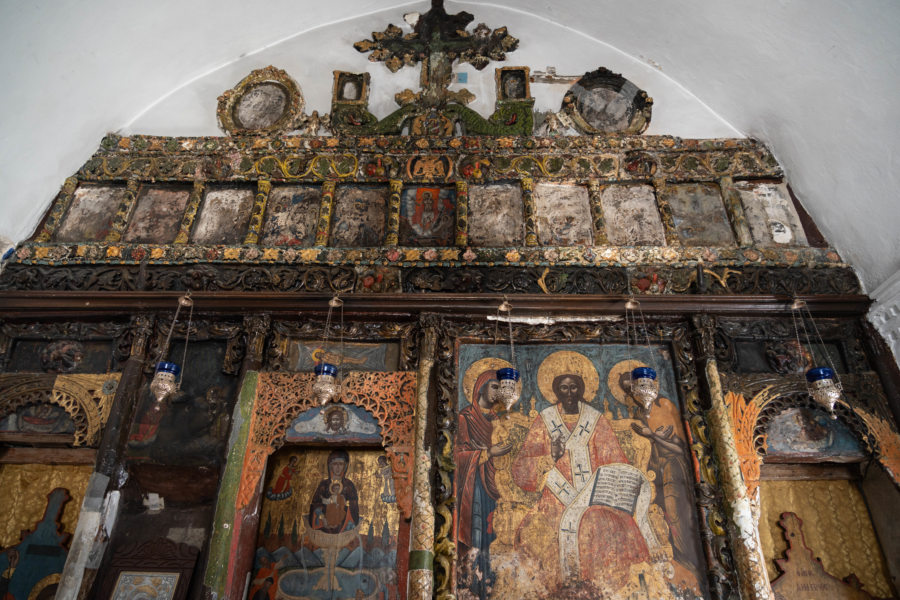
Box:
236;371;416;518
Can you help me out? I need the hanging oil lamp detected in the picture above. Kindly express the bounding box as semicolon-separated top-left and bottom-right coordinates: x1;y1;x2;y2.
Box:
791;298;842;417
495;298;520;411
312;295;344;405
149;292;194;405
624;297;659;413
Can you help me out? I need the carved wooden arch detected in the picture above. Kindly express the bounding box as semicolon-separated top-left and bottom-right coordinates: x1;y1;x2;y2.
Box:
0;374;119;446
725;374;900;497
236;371;416;518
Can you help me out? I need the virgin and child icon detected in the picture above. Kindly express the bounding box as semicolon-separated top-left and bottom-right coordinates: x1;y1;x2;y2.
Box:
456;348;706;600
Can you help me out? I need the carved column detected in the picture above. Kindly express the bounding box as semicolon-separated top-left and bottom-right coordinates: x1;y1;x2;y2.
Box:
243;179;272;245
104;179;141;243
521;176;538;247
455;180;469;247
587;179;610;245
718;176;754;247
35;176;78;241
57;314;154;600
174;181;205;244
408;325;437;599
693;315;774;600
203;313;270;600
653;178;680;246
315;180;337;246
386;179;403;246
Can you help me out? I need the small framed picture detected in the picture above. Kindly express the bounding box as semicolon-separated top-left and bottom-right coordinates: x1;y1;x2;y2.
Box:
111;571;180;600
495;66;531;101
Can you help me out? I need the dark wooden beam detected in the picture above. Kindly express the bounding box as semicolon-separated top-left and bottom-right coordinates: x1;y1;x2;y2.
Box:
760;462;861;481
0;291;871;319
0;446;97;465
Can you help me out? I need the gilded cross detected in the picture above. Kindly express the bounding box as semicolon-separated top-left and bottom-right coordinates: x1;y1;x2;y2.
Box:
353;0;518;107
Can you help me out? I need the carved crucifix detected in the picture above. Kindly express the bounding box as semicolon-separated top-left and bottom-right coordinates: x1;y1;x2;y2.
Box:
353;0;518;108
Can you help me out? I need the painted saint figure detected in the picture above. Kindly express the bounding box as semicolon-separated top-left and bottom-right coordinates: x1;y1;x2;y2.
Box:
266;455;300;501
309;450;359;534
511;372;655;594
455;370;511;599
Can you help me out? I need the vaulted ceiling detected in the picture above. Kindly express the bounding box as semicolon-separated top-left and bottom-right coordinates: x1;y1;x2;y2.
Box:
1;0;898;294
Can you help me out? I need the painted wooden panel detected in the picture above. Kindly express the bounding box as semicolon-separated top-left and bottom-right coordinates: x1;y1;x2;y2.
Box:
124;186;191;243
456;344;708;599
399;187;456;246
599;184;666;246
331;186;387;247
260;185;320;247
735;181;808;246
252;447;401;600
467;184;524;247
533;183;593;246
55;185;125;242
662;183;735;246
190;187;255;244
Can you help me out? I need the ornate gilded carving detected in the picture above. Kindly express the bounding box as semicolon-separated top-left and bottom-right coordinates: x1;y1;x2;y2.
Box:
243;179;271;245
560;67;653;135
216;66;304;135
173;180;204;245
520;176;538;247
104;179;140;243
454;180;469;247
587;179;610;245
718;176;754;247
0;373;121;446
315;180;337;246
237;372;417;520
386;179;403;246
653;178;681;247
35;176;79;242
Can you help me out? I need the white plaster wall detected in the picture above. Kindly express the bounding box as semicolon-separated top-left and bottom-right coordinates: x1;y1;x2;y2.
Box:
1;0;899;297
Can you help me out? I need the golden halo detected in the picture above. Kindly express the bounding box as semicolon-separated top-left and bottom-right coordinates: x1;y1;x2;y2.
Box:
536;351;599;404
461;356;516;406
607;358;648;405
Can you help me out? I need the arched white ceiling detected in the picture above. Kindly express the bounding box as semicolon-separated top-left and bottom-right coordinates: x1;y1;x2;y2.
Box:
1;0;899;295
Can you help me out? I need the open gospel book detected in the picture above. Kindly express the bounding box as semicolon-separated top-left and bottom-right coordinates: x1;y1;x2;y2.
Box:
589;463;649;515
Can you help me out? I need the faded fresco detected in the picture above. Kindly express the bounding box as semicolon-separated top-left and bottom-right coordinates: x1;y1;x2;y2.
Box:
54;185;126;242
281;341;400;373
764;407;865;463
467;184;524;247
599;185;666;246
456;344;707;599
252;447;400;600
735;181;808;246
662;183;734;246
0;403;75;435
260;186;321;247
5;339;115;374
399;187;456;246
124;186;191;243
190;187;255;244
126;341;237;466
533;183;593;246
331;186;388;247
286;404;383;444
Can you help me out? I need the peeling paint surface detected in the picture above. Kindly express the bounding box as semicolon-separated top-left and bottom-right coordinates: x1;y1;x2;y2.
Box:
735;181;807;246
331;185;387;247
468;184;524;246
260;185;320;246
55;185;125;242
191;187;254;244
600;184;665;245
533;183;593;246
663;182;734;246
124;185;191;243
